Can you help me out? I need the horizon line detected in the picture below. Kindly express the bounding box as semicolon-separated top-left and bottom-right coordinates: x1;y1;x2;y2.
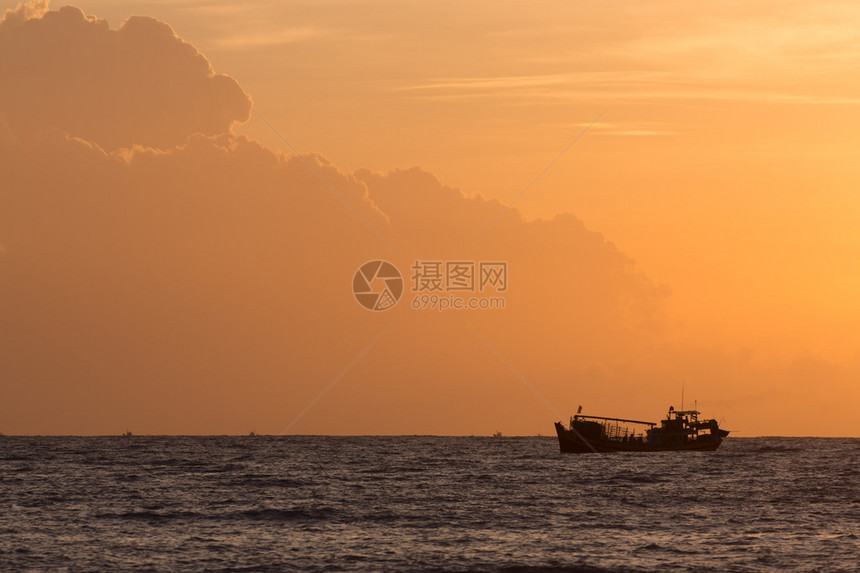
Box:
1;433;857;438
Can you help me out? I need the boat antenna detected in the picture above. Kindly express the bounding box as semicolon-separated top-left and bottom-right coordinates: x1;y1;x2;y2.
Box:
681;380;684;411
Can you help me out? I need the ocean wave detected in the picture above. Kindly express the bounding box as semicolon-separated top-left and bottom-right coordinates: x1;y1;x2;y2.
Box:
232;507;338;522
95;509;206;522
2;436;857;572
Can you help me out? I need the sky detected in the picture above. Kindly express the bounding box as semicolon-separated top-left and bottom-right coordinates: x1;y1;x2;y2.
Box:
1;0;858;436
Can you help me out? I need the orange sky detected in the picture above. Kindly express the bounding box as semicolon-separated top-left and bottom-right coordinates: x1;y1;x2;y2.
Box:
1;1;858;436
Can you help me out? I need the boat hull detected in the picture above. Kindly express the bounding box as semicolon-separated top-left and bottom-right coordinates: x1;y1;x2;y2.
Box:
555;422;724;453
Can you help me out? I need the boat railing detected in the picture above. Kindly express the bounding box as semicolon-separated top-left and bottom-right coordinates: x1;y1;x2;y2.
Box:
573;414;656;427
608;422;652;440
571;415;653;441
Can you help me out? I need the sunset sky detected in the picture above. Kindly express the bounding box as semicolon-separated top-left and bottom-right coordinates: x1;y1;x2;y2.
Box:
1;0;858;436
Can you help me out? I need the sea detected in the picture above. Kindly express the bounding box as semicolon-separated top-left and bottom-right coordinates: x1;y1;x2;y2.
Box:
0;436;857;572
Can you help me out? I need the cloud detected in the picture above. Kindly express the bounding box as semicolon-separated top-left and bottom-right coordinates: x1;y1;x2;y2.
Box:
0;116;672;434
216;26;328;49
564;121;679;137
398;74;573;92
0;0;48;23
400;72;860;106
0;2;251;150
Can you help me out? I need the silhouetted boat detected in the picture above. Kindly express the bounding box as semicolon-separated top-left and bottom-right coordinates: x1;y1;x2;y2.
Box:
555;406;729;453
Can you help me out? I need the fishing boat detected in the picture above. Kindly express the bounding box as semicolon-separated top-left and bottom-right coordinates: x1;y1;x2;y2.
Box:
555;406;729;453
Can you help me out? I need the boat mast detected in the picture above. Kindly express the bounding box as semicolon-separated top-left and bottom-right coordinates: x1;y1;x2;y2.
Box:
681;380;685;412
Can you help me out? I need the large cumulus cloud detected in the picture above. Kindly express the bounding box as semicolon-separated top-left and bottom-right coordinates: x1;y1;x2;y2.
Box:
0;1;251;150
1;120;673;434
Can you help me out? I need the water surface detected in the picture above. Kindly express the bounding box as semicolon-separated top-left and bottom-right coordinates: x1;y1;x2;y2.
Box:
1;436;857;571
